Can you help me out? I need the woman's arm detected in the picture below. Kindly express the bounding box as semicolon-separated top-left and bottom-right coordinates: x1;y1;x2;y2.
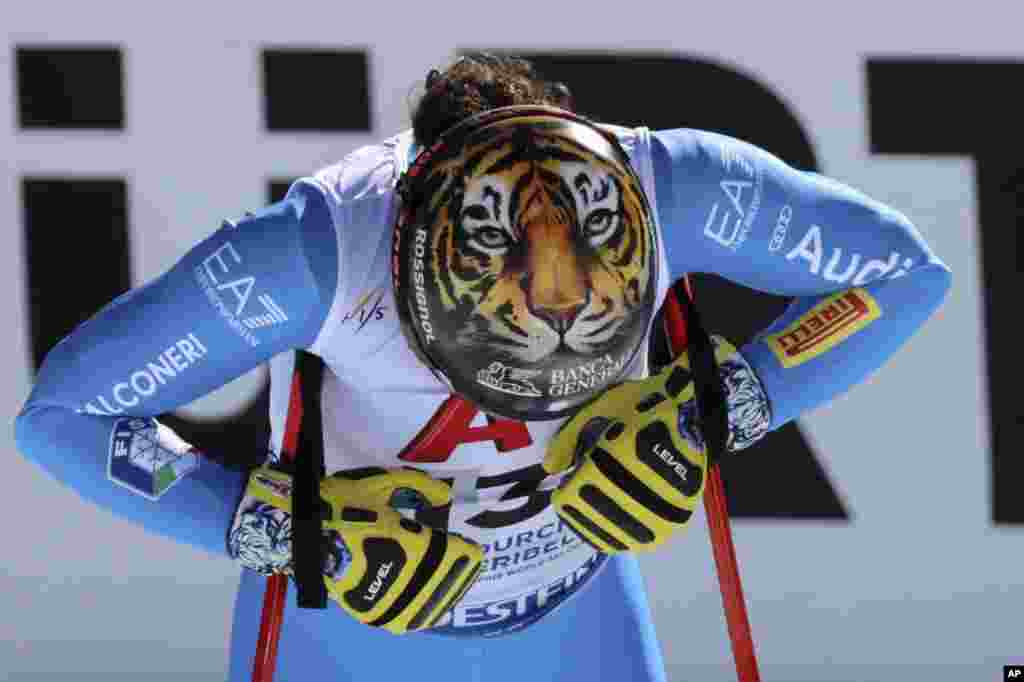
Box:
650;128;952;431
14;181;339;555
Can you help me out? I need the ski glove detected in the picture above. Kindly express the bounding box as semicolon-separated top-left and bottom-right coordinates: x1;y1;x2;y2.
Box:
543;336;770;554
229;466;483;634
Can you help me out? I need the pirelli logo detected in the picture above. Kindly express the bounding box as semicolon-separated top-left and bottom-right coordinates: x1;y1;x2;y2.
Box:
767;288;882;368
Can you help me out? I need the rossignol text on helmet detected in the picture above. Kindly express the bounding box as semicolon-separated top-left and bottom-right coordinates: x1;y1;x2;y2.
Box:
393;105;659;421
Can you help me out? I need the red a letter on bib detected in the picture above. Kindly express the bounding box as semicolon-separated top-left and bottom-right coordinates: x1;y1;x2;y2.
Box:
399;395;533;463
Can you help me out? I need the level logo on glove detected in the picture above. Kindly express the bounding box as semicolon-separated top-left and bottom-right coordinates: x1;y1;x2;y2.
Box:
543;339;744;554
229;467;483;635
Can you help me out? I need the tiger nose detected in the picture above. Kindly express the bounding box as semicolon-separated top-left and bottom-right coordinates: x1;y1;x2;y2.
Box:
526;223;588;332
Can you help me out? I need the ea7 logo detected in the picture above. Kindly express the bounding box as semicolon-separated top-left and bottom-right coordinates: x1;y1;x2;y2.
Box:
193;241;290;345
703;144;763;251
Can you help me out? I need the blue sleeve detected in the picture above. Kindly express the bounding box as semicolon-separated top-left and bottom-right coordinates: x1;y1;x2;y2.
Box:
14;181;338;556
650;128;952;428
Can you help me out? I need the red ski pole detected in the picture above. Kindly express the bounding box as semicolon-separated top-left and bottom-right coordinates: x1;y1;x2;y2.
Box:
662;277;761;682
251;365;306;682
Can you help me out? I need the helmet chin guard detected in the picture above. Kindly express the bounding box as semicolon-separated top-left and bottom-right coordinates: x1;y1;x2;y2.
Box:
392;105;659;421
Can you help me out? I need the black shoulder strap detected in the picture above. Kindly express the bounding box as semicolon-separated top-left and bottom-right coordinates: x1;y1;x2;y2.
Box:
666;279;730;466
291;350;328;609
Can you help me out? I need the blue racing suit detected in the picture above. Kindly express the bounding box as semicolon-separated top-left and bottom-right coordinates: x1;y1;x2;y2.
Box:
15;127;951;681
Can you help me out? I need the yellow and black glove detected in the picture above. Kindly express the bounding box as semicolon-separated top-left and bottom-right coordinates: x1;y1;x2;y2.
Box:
319;468;483;634
543;337;748;554
229;467;483;635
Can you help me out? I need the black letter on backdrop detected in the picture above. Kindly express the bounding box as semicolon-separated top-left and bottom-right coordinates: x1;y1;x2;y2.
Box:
868;59;1021;525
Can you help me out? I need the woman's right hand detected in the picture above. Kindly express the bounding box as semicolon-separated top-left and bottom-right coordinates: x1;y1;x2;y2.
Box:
228;466;483;634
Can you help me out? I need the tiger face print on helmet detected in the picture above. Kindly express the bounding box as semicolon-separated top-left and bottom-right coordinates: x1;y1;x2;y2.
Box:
394;106;658;421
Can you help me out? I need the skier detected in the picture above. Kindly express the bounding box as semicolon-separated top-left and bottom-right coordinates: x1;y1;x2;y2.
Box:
15;53;951;681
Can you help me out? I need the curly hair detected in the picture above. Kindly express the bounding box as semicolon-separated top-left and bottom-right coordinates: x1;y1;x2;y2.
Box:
410;53;574;147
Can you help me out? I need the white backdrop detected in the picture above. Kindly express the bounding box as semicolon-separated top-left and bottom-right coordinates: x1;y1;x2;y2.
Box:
2;2;1020;680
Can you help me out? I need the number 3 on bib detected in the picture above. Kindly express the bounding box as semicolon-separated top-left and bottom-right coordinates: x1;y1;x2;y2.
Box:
398;395;546;530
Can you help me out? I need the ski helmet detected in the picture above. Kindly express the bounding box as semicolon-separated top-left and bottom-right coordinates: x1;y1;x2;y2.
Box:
393;105;659;421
